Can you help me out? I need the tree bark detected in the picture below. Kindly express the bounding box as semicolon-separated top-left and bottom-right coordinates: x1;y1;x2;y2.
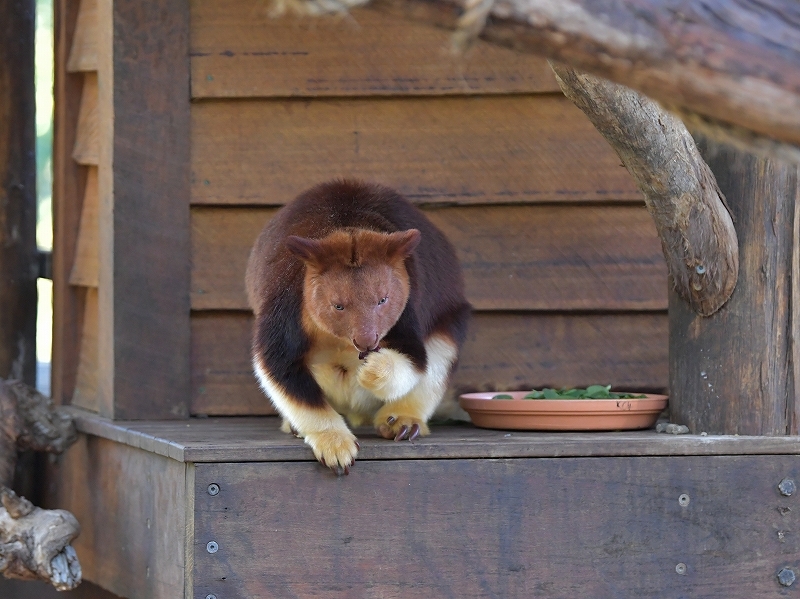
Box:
0;379;80;589
345;0;800;159
549;64;738;317
0;0;38;384
0;379;77;488
669;137;799;435
0;487;81;591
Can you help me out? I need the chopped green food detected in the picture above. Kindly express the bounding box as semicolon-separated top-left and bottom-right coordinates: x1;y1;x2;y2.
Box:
521;385;647;400
491;394;514;399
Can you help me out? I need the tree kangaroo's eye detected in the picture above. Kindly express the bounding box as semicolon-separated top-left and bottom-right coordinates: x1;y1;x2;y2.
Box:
334;304;344;311
378;297;388;305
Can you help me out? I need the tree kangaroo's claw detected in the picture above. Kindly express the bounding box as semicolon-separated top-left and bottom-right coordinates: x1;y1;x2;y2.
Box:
394;425;410;441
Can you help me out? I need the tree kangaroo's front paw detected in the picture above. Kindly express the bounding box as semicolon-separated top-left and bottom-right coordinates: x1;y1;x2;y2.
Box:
357;349;419;400
303;429;360;475
375;413;430;442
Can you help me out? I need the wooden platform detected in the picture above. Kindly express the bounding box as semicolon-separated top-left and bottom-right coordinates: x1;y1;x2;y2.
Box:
48;409;800;599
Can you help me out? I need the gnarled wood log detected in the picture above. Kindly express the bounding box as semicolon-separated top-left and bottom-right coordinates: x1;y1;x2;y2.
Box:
0;379;77;487
550;64;738;316
0;487;81;591
0;379;81;590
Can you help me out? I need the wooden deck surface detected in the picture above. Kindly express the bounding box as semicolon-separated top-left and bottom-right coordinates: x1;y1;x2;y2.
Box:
68;407;800;464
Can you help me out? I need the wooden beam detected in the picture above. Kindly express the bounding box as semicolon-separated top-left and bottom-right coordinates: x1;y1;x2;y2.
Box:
0;0;37;385
95;0;192;419
550;64;737;316
355;0;800;154
669;136;799;435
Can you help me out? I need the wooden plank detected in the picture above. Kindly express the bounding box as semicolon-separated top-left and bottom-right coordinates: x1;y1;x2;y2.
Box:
0;0;37;384
72;72;98;165
72;287;98;411
66;0;97;73
191;95;642;205
194;456;800;598
54;435;188;598
191;204;667;311
95;0;191;419
190;0;560;98
670;138;800;435
69;166;99;287
190;311;668;416
67;408;800;464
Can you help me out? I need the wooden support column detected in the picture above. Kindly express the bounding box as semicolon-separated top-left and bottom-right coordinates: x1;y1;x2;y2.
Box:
95;0;191;419
670;137;800;435
0;0;38;385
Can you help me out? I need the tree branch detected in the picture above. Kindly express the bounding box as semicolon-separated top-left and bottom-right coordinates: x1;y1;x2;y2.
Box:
550;63;738;316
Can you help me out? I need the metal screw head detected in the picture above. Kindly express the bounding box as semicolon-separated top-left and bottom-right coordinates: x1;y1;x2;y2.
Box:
207;483;220;496
206;541;219;554
779;478;796;497
678;494;691;507
778;568;796;587
676;563;687;575
206;595;217;599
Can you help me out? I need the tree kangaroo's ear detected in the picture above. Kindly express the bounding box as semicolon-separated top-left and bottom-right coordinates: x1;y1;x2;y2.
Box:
286;235;325;265
387;229;421;260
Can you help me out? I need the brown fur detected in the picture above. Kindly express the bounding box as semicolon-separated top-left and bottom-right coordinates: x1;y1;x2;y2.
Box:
246;180;471;474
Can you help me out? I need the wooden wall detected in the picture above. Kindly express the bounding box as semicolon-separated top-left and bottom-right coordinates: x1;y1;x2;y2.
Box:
187;0;669;416
53;0;669;418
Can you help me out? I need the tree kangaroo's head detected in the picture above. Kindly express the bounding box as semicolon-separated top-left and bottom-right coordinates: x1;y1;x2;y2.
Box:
287;228;421;355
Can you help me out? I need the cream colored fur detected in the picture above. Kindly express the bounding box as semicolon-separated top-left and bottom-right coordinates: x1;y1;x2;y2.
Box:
253;333;459;467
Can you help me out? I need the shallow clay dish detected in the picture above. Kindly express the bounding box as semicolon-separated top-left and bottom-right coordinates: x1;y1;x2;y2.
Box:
459;391;668;431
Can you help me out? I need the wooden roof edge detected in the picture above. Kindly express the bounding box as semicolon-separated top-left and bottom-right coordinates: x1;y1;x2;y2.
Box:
353;0;800;161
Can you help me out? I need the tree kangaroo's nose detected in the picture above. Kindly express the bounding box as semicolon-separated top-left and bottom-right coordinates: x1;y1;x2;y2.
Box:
352;332;379;352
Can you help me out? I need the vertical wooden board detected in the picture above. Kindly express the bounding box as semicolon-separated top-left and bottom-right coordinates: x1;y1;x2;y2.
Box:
190;0;560;98
72;72;98;165
55;435;188;599
190;205;668;311
193;456;800;598
102;0;191;419
670;139;799;435
72;286;98;411
0;0;37;384
53;0;88;404
69;165;99;286
190;95;642;205
66;0;97;72
190;311;668;416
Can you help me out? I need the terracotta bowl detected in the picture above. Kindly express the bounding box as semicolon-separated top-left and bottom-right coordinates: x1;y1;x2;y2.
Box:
459;391;668;431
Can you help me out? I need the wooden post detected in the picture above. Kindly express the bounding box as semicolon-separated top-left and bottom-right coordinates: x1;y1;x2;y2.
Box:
94;0;192;419
0;0;38;385
669;137;800;435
